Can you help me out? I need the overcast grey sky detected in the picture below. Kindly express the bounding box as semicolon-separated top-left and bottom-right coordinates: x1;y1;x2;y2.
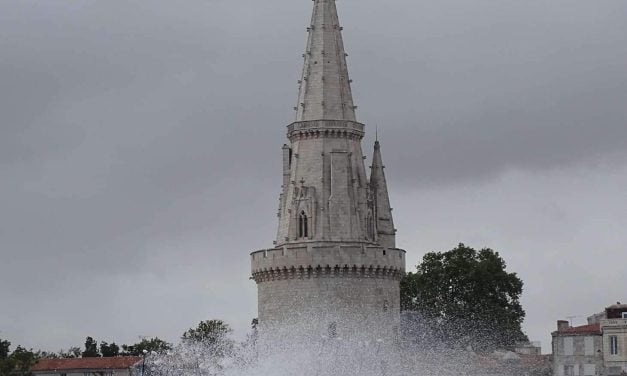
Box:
1;0;626;353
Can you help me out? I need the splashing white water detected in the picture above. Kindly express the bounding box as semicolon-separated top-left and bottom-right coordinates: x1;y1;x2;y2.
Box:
138;314;540;376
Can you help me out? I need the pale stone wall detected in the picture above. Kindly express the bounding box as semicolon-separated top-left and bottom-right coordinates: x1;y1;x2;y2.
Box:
552;333;604;376
553;315;627;376
601;319;627;374
276;120;370;245
251;243;405;272
252;242;404;346
256;275;400;344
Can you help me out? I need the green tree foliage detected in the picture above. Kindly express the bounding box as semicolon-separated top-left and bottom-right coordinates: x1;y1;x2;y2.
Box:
121;338;172;356
401;243;528;351
0;345;37;376
8;347;36;376
0;339;11;376
99;342;120;357
81;337;100;358
182;320;232;345
0;339;10;360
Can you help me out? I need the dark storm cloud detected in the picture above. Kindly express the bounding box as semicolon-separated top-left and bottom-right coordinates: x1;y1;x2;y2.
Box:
348;0;627;185
0;0;626;351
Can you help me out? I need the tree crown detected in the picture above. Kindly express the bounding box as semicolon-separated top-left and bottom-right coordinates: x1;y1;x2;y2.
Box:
401;243;527;351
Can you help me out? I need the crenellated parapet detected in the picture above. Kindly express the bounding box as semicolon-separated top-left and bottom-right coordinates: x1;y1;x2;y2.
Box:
287;120;364;142
252;264;403;283
251;242;405;283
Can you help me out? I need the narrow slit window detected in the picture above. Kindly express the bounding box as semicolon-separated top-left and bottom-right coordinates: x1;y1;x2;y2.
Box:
288;148;293;169
610;336;618;355
328;322;337;338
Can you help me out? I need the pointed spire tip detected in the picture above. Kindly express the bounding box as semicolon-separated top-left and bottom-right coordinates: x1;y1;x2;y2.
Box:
295;0;356;122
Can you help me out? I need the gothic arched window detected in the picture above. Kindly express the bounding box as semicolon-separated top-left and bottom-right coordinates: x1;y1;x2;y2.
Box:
299;211;308;238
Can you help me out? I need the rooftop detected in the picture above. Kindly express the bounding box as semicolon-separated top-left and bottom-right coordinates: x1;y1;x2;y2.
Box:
32;356;141;371
558;323;601;335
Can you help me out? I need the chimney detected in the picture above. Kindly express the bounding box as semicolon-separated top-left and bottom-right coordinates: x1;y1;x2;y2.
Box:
557;320;570;331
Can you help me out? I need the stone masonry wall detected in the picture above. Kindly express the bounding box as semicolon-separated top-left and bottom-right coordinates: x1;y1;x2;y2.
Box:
252;242;404;345
256;276;401;344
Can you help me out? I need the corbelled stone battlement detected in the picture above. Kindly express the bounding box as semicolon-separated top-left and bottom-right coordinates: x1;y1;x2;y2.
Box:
251;243;405;283
287;120;365;141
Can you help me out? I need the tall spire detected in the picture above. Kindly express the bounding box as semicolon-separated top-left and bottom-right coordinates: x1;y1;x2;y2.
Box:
251;0;406;348
295;0;356;121
370;140;396;248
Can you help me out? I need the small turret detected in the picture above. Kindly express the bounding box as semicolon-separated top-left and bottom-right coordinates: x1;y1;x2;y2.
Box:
369;140;396;248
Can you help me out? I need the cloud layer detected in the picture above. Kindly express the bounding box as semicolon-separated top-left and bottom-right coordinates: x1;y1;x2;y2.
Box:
1;0;626;352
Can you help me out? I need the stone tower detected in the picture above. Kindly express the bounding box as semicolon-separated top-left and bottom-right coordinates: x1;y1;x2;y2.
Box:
251;0;405;343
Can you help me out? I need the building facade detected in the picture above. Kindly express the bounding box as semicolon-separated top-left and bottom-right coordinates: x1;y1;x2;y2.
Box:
250;0;405;343
552;321;603;376
599;304;627;375
553;303;627;376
